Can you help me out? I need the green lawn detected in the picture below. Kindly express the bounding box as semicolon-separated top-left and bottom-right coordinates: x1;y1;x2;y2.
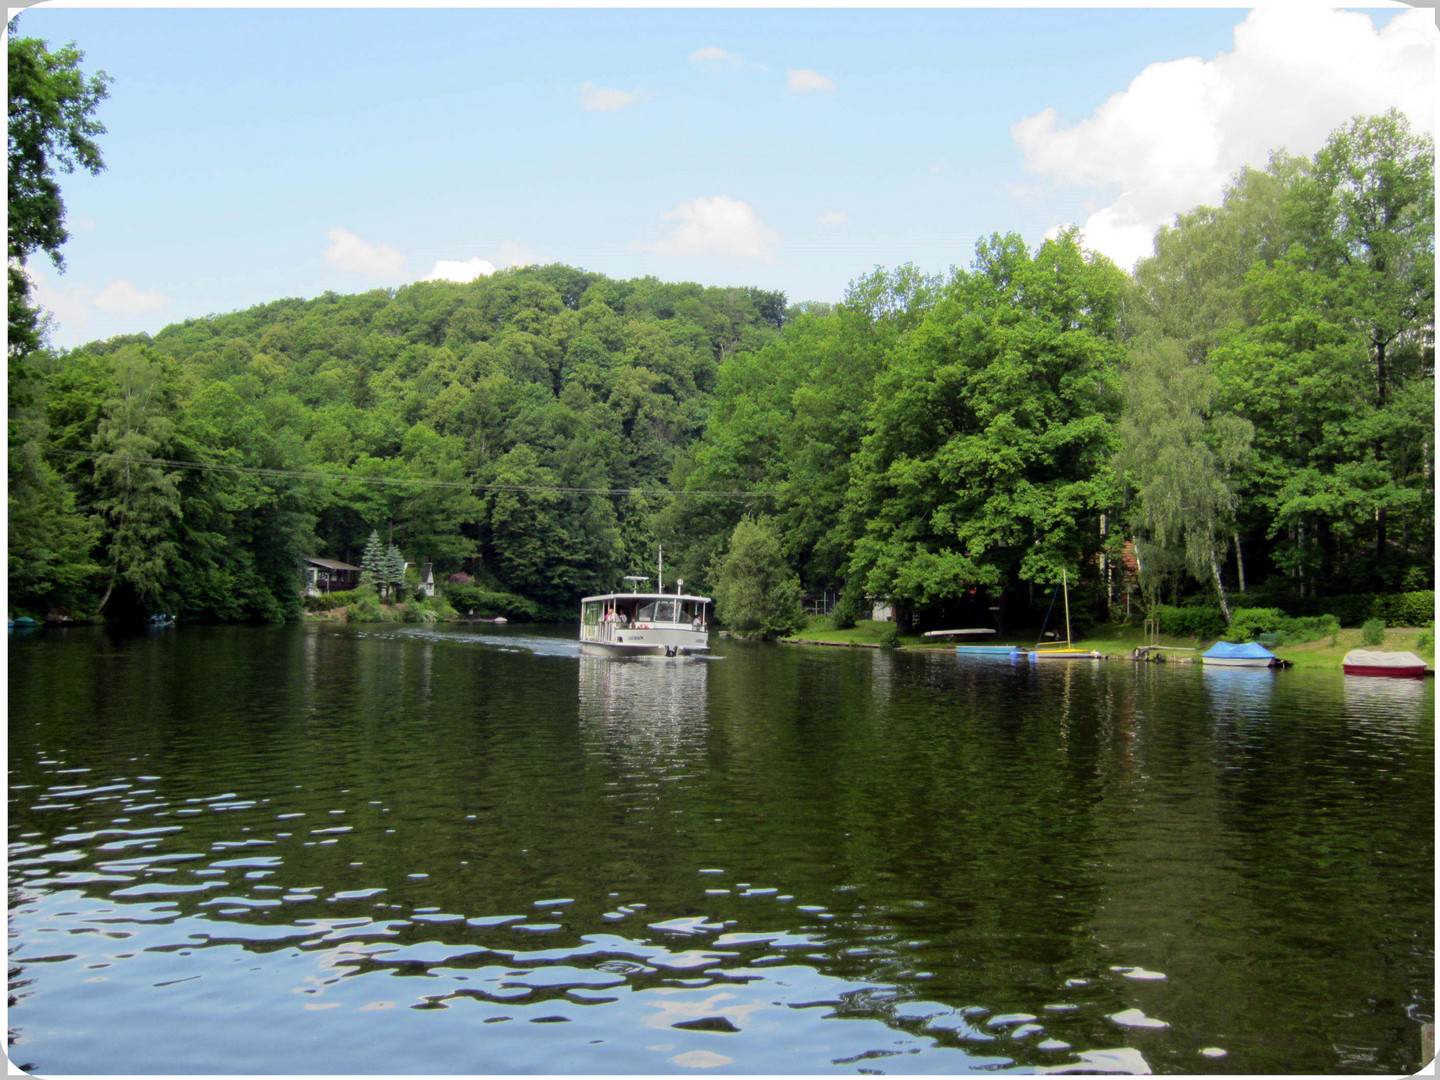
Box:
783;618;914;647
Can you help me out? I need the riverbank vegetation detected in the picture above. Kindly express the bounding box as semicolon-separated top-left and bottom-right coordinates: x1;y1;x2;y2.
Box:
7;25;1432;640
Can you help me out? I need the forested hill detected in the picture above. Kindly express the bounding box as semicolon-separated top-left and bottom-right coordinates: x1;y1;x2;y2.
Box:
12;266;788;622
9;112;1434;631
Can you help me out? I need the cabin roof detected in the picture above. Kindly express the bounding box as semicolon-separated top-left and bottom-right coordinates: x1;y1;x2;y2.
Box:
305;556;361;571
580;592;711;604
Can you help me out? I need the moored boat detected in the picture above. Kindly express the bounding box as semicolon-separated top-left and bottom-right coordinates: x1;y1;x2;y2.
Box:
954;644;1022;658
1342;649;1428;678
1201;641;1277;668
1027;646;1102;660
1028;570;1100;660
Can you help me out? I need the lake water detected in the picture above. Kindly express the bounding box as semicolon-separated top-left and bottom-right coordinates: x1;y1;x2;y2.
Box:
8;623;1433;1075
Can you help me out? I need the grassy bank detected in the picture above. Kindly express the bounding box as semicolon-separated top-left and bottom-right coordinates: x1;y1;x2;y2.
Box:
785;616;1434;671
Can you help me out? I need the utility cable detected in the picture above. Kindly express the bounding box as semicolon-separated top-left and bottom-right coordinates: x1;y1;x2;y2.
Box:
48;448;770;500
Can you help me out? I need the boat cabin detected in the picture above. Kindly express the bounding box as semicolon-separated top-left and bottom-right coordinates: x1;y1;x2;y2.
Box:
583;595;709;630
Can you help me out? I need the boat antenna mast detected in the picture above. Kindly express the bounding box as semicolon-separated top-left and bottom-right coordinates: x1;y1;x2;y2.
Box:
657;544;663;594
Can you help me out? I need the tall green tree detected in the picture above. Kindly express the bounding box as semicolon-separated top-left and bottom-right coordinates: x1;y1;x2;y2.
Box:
89;348;183;613
1214;112;1434;592
384;542;406;600
844;232;1126;626
1129;155;1302;362
1117;338;1253;621
7;25;111;616
7;24;111;359
358;528;386;590
7;430;99;611
667;264;939;591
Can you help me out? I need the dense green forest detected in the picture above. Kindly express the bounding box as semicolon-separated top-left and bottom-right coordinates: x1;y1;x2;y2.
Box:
7;29;1433;632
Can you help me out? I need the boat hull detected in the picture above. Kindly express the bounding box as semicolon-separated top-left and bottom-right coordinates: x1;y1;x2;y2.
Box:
580;639;708;659
1201;657;1273;668
955;645;1020;657
1341;650;1428;678
1027;648;1101;660
1343;663;1426;678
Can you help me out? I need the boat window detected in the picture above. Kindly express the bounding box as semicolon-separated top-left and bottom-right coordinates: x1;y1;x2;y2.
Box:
681;601;705;623
635;602;656;622
582;602;599;626
652;600;677;623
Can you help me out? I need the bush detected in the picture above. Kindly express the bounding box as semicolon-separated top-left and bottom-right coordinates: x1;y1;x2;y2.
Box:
878;628;900;649
346;585;385;623
831;592;860;631
1277;614;1339;647
1228;607;1286;641
1151;605;1226;639
1295;590;1435;627
304;589;358;612
1362;617;1386;646
400;595;457;624
442;582;544;621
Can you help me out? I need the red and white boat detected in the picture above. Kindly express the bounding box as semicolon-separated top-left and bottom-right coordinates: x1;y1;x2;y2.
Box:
1341;649;1428;678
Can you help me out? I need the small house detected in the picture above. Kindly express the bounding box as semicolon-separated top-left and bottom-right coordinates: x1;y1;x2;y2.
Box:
303;556;361;597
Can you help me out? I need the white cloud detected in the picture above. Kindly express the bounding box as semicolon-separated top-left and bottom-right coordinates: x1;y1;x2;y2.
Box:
324;226;405;279
691;46;741;69
690;46;767;72
21;263;170;340
1011;6;1437;271
94;279;169;317
819;210;849;227
420;242;541;283
787;68;836;94
22;262;96;336
422;257;497;283
639;195;781;262
580;81;645;112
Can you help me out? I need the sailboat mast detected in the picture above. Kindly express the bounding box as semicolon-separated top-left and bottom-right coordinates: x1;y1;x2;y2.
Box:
1063;569;1072;647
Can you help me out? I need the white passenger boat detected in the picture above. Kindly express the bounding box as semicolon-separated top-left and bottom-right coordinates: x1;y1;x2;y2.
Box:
580;561;711;659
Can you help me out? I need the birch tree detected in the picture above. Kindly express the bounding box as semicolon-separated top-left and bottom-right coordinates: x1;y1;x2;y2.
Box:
1117;338;1252;622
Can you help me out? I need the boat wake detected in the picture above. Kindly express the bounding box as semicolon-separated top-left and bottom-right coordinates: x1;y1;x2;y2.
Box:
372;625;582;658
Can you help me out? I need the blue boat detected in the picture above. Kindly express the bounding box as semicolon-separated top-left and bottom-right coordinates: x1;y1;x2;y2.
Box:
1201;641;1277;668
954;644;1021;658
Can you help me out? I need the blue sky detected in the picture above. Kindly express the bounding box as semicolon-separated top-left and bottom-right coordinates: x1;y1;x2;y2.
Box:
15;4;1433;349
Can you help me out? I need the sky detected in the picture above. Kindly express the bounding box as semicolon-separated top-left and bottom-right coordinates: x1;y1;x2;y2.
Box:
14;2;1436;350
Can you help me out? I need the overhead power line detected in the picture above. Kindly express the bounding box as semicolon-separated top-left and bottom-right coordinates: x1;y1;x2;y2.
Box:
50;449;771;500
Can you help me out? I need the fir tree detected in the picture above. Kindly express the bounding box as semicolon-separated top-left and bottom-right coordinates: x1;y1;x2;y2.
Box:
383;543;406;602
359;529;385;594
